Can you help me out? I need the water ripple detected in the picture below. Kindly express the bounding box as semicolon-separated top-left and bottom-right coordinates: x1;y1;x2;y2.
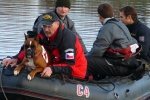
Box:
1;0;150;58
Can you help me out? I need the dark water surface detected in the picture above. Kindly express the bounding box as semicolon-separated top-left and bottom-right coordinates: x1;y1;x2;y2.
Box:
0;0;150;58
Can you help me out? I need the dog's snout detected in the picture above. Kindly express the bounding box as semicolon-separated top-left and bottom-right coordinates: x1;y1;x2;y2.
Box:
27;48;32;53
26;47;34;58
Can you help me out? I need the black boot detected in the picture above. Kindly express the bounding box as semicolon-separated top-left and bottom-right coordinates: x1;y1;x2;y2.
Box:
131;61;145;80
141;59;150;70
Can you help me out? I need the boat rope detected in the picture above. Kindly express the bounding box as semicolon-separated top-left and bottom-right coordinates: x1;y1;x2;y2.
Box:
0;62;8;100
60;59;150;92
92;80;115;92
51;74;116;92
114;74;133;82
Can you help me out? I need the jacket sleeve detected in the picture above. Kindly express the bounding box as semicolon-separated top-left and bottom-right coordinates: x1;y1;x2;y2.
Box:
59;30;76;65
65;16;88;54
13;49;25;64
51;66;72;75
137;30;150;63
75;32;88;54
88;26;115;56
50;30;77;75
12;44;24;63
69;19;88;54
65;15;76;33
69;21;76;33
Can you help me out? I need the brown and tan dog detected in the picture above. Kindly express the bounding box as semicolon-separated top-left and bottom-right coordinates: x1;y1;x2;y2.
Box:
14;33;52;80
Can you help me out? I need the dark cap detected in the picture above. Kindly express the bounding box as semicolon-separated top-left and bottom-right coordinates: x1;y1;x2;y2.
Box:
55;0;71;9
40;12;58;25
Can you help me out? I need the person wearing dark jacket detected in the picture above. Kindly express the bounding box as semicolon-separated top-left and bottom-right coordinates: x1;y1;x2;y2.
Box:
120;6;150;64
86;3;144;80
33;0;88;54
2;12;87;79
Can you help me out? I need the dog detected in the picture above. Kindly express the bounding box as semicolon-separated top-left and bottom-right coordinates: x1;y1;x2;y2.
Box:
14;33;52;81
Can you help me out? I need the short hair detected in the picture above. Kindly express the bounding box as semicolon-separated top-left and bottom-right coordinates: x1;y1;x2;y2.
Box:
97;3;113;18
119;6;137;21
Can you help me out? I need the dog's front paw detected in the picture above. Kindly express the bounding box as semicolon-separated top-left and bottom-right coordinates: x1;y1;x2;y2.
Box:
14;70;20;76
27;74;32;81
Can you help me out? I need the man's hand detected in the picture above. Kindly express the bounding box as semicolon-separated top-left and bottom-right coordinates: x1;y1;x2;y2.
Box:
2;58;18;67
41;67;52;77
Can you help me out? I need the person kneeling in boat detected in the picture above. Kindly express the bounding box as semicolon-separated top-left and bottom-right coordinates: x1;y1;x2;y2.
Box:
86;3;145;80
2;12;88;79
119;6;150;67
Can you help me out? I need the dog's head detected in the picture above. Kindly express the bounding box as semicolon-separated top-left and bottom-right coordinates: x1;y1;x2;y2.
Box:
24;33;42;58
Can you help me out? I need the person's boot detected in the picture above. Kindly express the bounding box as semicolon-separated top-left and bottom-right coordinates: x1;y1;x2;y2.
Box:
141;59;150;70
131;61;145;80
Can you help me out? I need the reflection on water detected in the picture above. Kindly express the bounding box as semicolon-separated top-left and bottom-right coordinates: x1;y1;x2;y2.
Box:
0;0;150;58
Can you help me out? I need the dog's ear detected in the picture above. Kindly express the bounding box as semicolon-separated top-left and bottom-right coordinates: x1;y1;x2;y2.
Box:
34;35;39;43
24;33;28;40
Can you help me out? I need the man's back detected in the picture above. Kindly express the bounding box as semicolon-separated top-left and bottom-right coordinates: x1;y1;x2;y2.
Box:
89;19;137;58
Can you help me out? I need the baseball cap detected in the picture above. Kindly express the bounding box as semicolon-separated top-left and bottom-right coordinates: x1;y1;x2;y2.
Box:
40;12;58;25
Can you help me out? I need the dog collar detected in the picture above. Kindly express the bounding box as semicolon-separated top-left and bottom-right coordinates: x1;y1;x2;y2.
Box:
34;53;42;59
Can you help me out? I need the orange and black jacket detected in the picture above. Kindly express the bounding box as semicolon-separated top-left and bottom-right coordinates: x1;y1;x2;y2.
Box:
13;24;87;79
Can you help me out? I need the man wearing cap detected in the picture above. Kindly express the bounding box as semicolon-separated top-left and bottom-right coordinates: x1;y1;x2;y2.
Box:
2;12;88;79
33;0;88;54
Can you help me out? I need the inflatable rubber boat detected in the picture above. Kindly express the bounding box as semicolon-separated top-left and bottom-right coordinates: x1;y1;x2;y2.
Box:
0;63;150;100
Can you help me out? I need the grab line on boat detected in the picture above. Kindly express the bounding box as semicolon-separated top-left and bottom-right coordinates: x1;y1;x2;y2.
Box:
0;61;9;100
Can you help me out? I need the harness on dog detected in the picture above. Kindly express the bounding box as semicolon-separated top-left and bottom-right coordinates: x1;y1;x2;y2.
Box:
41;46;48;63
